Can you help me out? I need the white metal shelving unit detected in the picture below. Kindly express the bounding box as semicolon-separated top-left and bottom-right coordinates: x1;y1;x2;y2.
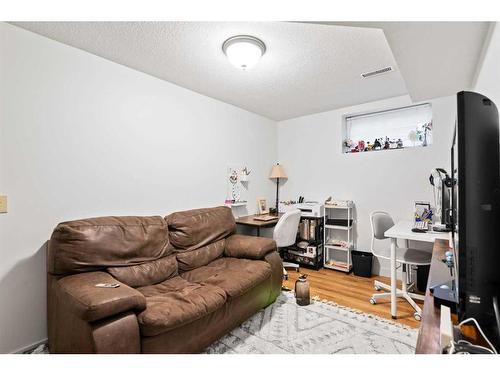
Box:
324;202;355;272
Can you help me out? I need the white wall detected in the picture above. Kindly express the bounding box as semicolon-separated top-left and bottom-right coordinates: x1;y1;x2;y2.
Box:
277;95;456;275
0;23;277;353
475;23;500;104
0;20;481;353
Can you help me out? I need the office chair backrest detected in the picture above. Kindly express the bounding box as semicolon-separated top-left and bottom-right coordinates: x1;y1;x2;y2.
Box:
370;211;394;253
273;209;301;248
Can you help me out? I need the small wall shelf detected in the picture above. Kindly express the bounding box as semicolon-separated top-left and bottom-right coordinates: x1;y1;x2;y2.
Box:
323;201;355;273
225;202;247;207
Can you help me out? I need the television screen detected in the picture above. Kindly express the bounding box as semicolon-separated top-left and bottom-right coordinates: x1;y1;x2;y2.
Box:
454;91;500;350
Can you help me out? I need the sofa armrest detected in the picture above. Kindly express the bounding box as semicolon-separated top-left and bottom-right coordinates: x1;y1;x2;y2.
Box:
57;271;146;322
224;234;277;260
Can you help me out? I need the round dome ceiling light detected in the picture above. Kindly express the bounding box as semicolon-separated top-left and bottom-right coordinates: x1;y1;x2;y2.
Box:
222;35;266;70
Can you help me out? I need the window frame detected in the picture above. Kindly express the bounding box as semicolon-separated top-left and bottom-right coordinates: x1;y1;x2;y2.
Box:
342;103;433;154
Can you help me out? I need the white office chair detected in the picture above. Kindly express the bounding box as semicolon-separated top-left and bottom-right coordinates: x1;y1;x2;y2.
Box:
369;211;432;321
273;209;302;280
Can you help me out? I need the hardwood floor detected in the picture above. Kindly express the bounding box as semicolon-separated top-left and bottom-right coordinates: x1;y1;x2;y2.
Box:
282;267;423;329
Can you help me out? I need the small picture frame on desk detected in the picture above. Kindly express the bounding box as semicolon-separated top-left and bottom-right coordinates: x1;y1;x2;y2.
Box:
257;197;269;215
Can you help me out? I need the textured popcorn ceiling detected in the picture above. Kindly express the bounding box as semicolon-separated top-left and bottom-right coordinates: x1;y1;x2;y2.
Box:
11;22;490;120
11;22;408;120
314;22;492;104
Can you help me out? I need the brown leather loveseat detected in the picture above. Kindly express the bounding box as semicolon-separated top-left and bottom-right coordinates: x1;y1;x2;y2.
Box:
47;206;282;353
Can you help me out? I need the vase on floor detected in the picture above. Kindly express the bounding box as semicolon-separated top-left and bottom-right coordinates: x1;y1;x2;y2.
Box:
294;274;310;306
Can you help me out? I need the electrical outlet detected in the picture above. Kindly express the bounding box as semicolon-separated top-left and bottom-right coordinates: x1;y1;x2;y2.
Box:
0;195;7;213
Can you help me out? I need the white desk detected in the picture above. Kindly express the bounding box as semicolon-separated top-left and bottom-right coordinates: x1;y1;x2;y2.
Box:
384;221;450;319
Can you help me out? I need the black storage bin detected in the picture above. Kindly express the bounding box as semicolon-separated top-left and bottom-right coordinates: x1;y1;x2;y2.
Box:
416;264;430;292
351;250;373;277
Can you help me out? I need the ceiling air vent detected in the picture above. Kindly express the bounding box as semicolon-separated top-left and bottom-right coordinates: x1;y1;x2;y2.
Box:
361;66;393;78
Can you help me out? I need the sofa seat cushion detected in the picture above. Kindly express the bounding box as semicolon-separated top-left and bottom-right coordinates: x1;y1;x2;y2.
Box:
181;257;272;300
136;277;226;336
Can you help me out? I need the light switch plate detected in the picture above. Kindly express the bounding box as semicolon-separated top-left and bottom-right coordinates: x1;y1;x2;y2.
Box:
0;195;7;213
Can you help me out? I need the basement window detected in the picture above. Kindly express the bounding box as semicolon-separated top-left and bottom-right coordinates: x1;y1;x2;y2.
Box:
343;103;433;153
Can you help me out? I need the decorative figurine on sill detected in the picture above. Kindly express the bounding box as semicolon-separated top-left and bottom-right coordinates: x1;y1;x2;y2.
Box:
357;140;365;152
373;138;382;150
344;139;353;153
366;142;373;151
397;138;403;148
384;137;390;150
351;145;359;152
389;139;397;149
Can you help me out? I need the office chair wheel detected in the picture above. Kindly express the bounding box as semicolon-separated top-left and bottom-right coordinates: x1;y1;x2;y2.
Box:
369;298;376;305
414;312;421;321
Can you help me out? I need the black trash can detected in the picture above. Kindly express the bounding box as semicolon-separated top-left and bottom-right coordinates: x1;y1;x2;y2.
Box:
351;250;373;277
416;264;430;292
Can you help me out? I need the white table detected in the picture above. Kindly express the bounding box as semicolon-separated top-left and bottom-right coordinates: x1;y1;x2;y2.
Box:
384;221;450;319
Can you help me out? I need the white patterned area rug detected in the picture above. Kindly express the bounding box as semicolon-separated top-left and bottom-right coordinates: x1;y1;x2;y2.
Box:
28;292;417;354
205;292;417;354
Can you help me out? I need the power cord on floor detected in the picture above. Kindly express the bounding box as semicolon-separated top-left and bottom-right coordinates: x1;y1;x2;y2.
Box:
448;317;498;354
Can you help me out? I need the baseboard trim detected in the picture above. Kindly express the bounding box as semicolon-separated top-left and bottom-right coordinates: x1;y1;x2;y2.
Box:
11;338;48;354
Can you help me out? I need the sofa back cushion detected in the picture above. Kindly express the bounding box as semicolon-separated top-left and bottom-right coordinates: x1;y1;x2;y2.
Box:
176;239;225;272
165;206;235;251
107;254;178;287
48;216;170;275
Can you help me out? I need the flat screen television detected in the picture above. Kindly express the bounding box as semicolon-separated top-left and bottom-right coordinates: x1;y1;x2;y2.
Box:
452;91;500;350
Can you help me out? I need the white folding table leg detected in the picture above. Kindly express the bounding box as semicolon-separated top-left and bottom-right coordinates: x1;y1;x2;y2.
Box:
390;238;397;319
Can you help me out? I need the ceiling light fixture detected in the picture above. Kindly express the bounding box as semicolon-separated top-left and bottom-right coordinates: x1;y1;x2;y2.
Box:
222;35;266;70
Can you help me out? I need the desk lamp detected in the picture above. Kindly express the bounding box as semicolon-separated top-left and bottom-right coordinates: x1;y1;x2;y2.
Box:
269;163;287;213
